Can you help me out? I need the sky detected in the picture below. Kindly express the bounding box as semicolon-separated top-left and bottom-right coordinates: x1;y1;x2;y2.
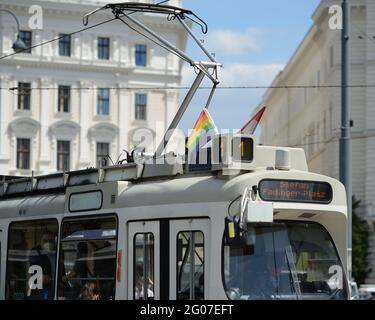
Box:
178;0;321;133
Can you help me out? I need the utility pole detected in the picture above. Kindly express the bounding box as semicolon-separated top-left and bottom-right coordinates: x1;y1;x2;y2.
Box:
340;0;352;281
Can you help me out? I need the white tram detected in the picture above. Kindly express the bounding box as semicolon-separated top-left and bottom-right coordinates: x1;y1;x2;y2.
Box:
0;134;349;300
0;3;349;300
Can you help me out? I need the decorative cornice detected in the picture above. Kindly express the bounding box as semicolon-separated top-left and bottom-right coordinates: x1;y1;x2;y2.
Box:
88;121;119;141
9;116;41;128
88;122;119;133
8;117;41;137
49;119;80;139
40;77;52;86
1;58;181;79
1;1;187;33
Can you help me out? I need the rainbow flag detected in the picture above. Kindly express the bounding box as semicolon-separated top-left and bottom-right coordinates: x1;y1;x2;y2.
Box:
186;109;218;157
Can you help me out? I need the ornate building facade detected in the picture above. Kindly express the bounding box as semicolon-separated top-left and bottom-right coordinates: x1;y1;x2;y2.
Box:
0;0;187;175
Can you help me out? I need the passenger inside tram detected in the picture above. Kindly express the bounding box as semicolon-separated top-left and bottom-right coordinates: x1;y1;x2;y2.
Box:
27;231;56;300
57;218;117;300
134;265;154;300
78;282;100;300
63;242;94;290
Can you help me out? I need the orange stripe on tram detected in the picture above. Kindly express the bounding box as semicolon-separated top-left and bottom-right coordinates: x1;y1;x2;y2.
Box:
116;250;122;283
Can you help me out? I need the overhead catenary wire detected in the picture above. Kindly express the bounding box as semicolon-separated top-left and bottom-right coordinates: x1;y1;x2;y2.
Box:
0;17;118;60
2;84;375;92
1;4;374;63
266;131;375;149
115;14;190;64
351;22;375;46
2;3;375;92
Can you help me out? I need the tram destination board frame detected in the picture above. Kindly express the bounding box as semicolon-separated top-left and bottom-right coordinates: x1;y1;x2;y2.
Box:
258;179;333;204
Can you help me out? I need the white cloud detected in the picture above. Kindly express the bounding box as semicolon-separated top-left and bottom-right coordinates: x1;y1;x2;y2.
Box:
203;28;265;56
219;63;284;86
179;62;285;131
182;62;285;87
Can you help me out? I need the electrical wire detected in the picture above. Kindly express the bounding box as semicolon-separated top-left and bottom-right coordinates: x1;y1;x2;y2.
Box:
266;132;375;149
351;23;375;46
115;15;190;64
0;0;171;61
0;17;118;60
2;84;375;92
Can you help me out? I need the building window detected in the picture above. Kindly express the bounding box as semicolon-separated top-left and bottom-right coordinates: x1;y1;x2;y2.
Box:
58;85;71;113
19;30;32;53
6;220;58;300
135;44;147;66
59;34;71;57
16;138;30;170
98;37;110;60
17;82;31;110
135;93;147;120
57;216;117;300
57;140;70;171
96;142;110;167
97;88;110;115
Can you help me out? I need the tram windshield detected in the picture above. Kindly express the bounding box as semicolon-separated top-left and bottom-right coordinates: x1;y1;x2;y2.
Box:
223;221;348;300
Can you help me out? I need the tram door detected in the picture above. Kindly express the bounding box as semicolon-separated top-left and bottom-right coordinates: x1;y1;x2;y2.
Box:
127;221;160;300
170;219;210;300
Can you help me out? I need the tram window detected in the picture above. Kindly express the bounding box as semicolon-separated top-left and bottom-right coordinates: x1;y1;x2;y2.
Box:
133;233;154;300
5;220;58;300
223;222;348;300
57;216;117;300
177;231;204;300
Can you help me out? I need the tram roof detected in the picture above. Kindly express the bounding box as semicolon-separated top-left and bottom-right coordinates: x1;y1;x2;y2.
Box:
0;166;346;219
0;143;347;219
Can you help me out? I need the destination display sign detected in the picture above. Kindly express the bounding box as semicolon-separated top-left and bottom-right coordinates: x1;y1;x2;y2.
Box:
259;179;333;204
